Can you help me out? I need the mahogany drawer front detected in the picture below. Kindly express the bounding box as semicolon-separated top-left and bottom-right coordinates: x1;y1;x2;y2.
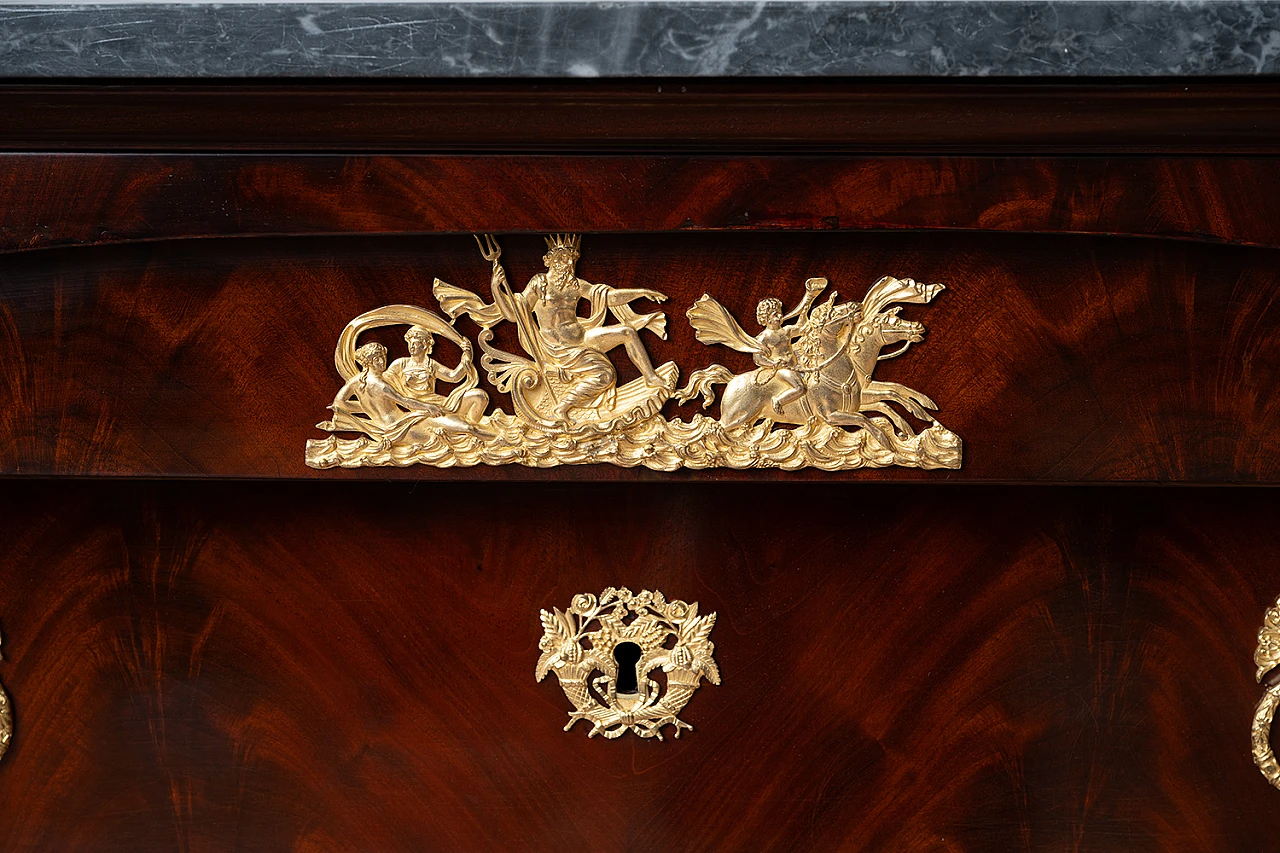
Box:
0;480;1274;851
2;154;1280;483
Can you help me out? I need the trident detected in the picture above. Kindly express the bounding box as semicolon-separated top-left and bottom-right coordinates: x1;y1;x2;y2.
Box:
473;234;560;405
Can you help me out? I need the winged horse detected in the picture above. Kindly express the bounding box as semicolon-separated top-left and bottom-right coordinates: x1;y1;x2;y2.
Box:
675;275;945;443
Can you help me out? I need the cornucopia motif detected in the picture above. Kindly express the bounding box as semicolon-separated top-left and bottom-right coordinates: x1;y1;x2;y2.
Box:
536;588;719;739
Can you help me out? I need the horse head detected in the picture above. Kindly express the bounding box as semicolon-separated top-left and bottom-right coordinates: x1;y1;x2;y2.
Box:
802;298;929;388
842;307;926;381
869;306;925;347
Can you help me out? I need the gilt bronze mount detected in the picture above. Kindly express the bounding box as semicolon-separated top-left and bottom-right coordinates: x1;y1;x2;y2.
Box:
1254;594;1280;790
305;233;962;471
536;588;719;740
0;632;11;763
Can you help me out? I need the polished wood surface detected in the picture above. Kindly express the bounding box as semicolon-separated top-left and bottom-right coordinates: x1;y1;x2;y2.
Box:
0;481;1274;851
4;155;1280;254
4;80;1280;154
3;229;1279;482
2;78;1279;849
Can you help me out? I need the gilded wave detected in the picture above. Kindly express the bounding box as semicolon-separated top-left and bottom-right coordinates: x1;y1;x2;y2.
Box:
305;412;961;471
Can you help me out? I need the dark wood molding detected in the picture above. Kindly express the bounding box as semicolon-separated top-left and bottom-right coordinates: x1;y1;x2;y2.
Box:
3;79;1280;154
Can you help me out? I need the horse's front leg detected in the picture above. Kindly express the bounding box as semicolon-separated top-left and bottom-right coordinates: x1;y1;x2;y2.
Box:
860;401;915;438
862;388;929;422
863;380;937;415
862;381;935;421
808;387;892;447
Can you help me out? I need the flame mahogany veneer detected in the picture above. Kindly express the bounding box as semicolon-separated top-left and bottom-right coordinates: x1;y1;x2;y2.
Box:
1;81;1279;850
0;482;1277;851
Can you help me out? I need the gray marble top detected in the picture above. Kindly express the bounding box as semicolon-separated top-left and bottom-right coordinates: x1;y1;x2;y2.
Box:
2;2;1279;78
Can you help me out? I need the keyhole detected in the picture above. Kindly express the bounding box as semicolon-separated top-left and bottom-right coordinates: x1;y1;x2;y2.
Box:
613;642;642;694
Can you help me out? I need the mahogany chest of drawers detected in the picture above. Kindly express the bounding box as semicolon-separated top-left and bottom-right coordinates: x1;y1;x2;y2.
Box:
2;80;1280;850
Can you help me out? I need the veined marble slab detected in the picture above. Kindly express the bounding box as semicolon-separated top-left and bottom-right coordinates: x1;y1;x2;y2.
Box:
1;2;1278;77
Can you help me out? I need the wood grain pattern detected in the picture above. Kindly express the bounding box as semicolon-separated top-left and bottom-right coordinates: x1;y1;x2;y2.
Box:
4;155;1280;255
0;481;1275;851
4;80;1280;154
2;79;1276;851
3;230;1280;482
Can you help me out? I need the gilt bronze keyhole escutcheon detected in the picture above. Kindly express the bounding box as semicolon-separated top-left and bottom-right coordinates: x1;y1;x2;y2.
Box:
535;587;720;739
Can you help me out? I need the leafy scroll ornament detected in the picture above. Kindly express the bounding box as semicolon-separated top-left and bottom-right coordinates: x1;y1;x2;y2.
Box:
0;631;10;762
536;587;719;740
1254;595;1280;789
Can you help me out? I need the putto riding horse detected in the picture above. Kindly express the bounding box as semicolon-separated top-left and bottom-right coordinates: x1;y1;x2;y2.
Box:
676;275;945;443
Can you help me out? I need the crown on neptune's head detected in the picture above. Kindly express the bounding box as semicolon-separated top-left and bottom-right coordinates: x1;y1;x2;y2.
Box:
543;233;582;261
